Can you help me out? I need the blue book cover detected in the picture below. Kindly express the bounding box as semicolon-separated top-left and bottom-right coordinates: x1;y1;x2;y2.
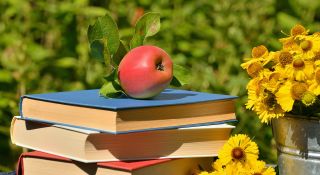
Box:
21;88;236;111
20;88;237;134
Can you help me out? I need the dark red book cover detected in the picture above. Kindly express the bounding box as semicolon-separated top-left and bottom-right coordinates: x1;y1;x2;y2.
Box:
17;151;172;175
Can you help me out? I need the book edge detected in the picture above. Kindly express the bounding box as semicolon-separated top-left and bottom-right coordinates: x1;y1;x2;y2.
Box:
16;149;217;164
18;116;237;134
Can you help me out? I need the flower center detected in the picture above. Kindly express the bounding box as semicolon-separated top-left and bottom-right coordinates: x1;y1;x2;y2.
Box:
279;51;293;66
253;173;262;175
300;40;312;51
292;58;305;69
291;24;306;36
232;147;244;160
247;62;263;77
291;83;307;100
302;91;316;106
264;92;277;109
252;45;268;58
316;69;320;84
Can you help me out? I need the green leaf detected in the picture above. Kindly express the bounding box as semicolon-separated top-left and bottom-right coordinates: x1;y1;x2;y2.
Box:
170;64;189;87
112;40;129;66
104;68;117;81
99;81;123;98
88;13;120;77
102;45;115;76
130;12;160;49
170;76;182;87
90;39;114;76
89;40;105;62
88;13;120;56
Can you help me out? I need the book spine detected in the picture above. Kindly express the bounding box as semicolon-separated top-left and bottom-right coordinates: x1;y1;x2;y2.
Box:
19;96;24;118
16;154;24;175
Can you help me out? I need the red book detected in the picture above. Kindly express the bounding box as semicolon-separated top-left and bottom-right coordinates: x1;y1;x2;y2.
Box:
17;151;213;175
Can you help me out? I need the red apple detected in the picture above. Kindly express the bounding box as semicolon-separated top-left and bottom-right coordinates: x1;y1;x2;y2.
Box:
118;45;173;99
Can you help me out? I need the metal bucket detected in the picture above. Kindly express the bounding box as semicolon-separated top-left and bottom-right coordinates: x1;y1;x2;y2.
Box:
272;115;320;175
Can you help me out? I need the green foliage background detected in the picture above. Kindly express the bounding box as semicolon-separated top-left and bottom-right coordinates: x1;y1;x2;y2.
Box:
1;0;320;172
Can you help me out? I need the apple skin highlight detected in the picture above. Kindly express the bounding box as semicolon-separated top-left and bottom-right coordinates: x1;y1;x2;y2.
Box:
118;45;173;99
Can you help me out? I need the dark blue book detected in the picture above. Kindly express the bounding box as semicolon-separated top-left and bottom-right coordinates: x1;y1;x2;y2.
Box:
20;89;236;134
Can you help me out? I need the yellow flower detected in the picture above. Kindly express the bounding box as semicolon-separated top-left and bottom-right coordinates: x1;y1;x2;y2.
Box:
244;60;286;123
284;57;314;81
276;81;309;111
241;45;272;78
246;69;283;111
238;160;276;175
262;70;283;93
291;24;308;36
309;68;320;95
242;60;264;78
255;90;285;123
279;24;308;51
212;159;224;172
296;35;320;60
246;76;266;110
251;45;269;58
218;134;259;169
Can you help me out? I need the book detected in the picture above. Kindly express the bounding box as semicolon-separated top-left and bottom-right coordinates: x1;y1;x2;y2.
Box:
11;116;234;162
20;88;236;133
16;151;213;175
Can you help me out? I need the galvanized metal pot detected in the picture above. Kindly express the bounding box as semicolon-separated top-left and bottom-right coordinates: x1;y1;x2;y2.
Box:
272;115;320;175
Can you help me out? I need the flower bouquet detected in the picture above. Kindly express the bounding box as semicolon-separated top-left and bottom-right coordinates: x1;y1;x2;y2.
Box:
241;24;320;123
241;24;320;175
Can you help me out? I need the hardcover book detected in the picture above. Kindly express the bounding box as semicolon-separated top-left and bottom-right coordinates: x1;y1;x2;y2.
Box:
16;151;213;175
20;88;236;133
11;116;234;162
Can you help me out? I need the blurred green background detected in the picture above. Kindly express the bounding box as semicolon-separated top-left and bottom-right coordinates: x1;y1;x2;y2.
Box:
1;0;320;172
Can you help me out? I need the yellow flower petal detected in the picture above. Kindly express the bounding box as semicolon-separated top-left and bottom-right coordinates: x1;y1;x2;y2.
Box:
276;81;295;111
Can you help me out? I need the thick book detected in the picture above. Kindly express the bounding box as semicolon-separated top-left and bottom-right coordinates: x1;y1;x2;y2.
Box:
17;151;213;175
19;88;236;133
11;116;234;162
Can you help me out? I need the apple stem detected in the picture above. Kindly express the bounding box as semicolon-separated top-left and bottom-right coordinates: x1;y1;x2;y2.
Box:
156;62;164;71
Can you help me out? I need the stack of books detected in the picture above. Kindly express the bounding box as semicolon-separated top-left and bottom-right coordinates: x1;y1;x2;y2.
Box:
11;88;236;175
